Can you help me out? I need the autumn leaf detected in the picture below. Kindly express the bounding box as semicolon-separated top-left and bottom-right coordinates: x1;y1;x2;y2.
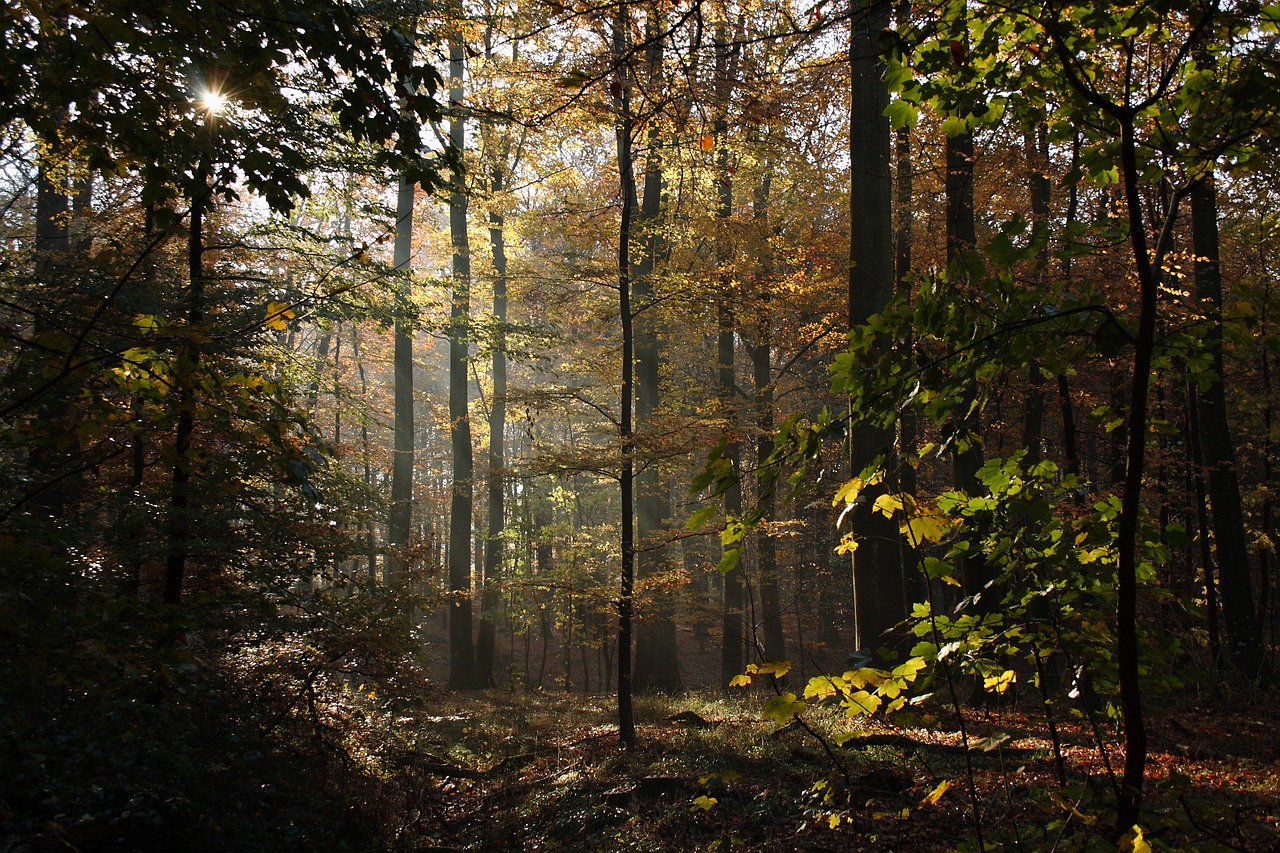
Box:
983;669;1016;694
265;301;295;331
873;493;903;518
756;660;791;678
920;779;951;806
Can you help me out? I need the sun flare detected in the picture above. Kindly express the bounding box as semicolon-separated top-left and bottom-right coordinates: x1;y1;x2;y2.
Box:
198;88;228;114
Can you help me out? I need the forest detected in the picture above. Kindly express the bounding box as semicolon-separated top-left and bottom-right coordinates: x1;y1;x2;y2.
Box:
2;0;1279;849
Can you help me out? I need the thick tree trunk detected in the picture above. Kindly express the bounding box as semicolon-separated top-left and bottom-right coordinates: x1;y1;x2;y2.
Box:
1190;175;1265;680
849;0;905;653
29;119;75;516
632;8;681;694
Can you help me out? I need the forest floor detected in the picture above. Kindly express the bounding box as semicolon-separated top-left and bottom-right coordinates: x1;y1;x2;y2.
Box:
394;688;1280;852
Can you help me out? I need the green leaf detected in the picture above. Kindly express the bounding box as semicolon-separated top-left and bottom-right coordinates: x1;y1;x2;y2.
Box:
884;99;919;129
717;549;741;574
940;115;968;137
804;675;841;700
685;505;716;531
762;693;805;725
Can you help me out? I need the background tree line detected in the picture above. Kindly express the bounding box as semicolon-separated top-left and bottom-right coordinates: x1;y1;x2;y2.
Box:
1;0;1277;846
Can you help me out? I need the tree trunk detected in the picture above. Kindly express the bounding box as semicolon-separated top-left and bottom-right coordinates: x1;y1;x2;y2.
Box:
613;4;637;746
388;177;415;588
714;18;746;687
351;327;378;579
751;158;785;666
1190;174;1265;680
1022;122;1050;460
164;144;212;605
632;7;681;694
849;0;905;653
476;91;512;687
893;0;917;605
29;112;75;516
1110;110;1153;839
718;302;745;685
447;16;476;688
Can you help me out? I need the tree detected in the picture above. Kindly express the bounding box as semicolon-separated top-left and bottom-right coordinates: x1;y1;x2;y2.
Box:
1191;173;1265;678
632;3;682;694
848;0;905;653
389;175;416;587
447;0;478;689
612;0;639;745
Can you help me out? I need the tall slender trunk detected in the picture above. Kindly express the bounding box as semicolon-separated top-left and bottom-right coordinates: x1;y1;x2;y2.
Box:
714;18;745;686
613;4;637;746
1110;110;1154;838
1022;121;1050;460
388;177;415;588
164;154;210;605
351;327;378;579
892;0;918;609
447;14;476;688
753;324;784;664
751;158;785;665
718;301;744;684
476;115;510;688
942;19;994;627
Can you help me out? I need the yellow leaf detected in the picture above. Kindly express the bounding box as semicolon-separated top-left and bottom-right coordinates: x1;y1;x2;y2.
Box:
832;471;884;507
983;669;1016;694
692;794;718;811
700;133;715;151
872;493;903;518
1119;825;1151;853
833;477;864;507
827;814;841;829
729;674;752;688
265;301;295;331
756;660;791;678
921;779;951;806
902;511;952;544
836;532;859;555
